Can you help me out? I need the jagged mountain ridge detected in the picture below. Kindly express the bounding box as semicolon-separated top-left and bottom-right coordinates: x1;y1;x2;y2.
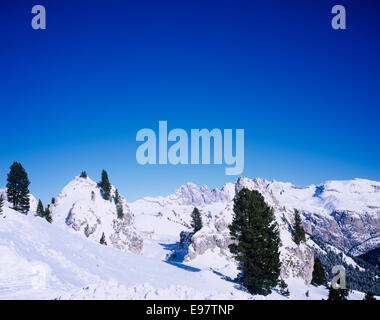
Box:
131;177;380;257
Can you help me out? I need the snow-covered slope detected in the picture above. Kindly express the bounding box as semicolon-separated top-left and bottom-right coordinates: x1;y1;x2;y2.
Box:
49;176;143;254
0;205;370;300
1;176;379;299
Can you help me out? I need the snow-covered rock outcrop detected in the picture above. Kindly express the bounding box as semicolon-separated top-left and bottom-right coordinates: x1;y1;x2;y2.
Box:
50;176;143;254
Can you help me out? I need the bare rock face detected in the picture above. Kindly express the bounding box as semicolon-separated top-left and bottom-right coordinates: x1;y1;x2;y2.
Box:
281;245;314;284
50;176;143;254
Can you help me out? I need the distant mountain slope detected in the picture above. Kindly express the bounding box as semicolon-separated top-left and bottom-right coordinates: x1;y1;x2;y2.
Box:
131;177;380;257
357;247;380;270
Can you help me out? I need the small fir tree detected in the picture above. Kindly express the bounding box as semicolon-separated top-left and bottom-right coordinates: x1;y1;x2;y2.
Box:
311;257;326;286
293;209;306;245
100;232;107;245
114;189;124;219
36;199;45;217
364;292;376;301
98;170;111;200
6;162;31;213
0;194;4;214
191;207;203;233
84;224;90;238
80;171;88;178
44;207;53;223
327;286;349;300
279;279;290;297
117;206;124;220
114;189;120;204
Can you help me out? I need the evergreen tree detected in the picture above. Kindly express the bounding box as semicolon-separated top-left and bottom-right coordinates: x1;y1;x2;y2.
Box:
117;206;124;220
0;194;4;214
327;286;349;300
191;207;203;233
6;162;30;213
44;207;52;223
51;197;56;204
311;257;327;286
229;188;281;296
80;171;88;178
364;291;376;301
114;189;120;204
279;279;290;297
100;232;107;245
292;209;306;245
114;189;124;219
36;199;44;217
98;170;111;200
84;224;90;238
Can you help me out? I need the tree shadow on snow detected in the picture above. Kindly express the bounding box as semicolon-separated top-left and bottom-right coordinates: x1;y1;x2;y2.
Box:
159;242;201;272
163;260;201;272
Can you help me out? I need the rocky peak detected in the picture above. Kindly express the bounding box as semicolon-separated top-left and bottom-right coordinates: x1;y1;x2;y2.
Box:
50;175;143;254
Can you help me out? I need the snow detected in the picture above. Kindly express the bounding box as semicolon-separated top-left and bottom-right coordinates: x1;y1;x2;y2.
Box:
0;176;379;300
0;205;349;300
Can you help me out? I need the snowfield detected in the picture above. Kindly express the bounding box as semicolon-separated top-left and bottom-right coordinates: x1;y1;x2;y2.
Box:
0;206;367;300
0;176;379;300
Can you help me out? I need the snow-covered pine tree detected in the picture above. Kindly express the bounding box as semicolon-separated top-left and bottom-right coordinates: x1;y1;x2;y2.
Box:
100;232;107;245
327;286;349;300
191;207;202;233
44;207;53;223
279;279;290;297
229;188;281;296
364;291;376;301
84;224;90;238
80;171;88;178
311;257;326;286
6;162;30;213
98;170;111;200
0;194;4;214
36;199;44;217
114;189;124;219
293;209;306;245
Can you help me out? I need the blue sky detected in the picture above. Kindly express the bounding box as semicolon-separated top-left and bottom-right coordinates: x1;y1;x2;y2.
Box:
0;0;379;204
